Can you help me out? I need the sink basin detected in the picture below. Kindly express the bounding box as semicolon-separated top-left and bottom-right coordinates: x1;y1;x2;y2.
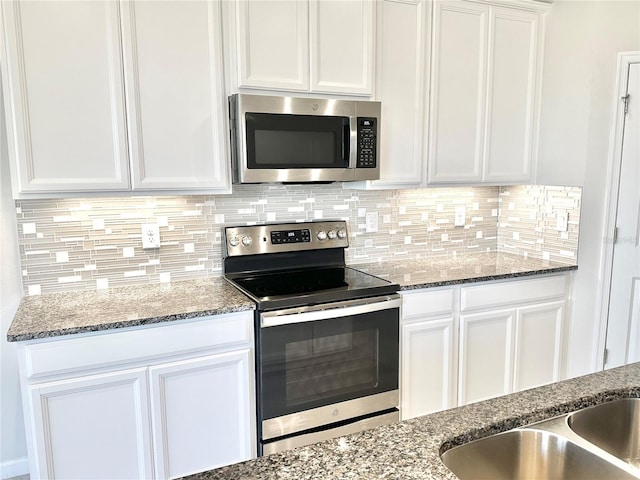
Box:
568;398;640;468
441;429;637;479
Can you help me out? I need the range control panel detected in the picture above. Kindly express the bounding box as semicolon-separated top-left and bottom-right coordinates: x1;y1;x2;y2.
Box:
224;221;349;257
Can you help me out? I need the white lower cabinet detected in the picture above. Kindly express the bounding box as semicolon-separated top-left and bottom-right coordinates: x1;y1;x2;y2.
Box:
401;317;456;419
150;350;254;479
400;287;457;420
18;312;256;480
400;274;570;419
29;368;154;480
458;309;514;404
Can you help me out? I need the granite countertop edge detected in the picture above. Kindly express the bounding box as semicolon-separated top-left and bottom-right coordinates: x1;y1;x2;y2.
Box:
395;264;577;290
7;277;256;343
6;304;255;343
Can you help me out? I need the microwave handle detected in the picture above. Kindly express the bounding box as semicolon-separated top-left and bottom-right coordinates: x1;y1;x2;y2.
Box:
348;116;357;168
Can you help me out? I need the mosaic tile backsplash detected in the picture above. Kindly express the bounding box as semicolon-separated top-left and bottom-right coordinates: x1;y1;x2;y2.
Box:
14;184;581;295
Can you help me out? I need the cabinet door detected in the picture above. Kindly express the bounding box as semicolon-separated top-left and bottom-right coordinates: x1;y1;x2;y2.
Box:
458;309;514;405
513;301;564;391
121;0;230;191
235;0;309;91
428;0;488;183
1;0;130;194
28;369;153;480
401;317;456;420
373;0;427;188
149;349;255;479
483;8;539;182
310;0;374;94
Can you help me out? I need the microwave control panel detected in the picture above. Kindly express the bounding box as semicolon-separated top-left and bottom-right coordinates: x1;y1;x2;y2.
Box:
356;118;377;168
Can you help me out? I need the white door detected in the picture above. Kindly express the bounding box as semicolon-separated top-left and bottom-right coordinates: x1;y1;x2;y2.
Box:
458;309;513;405
149;349;255;479
235;0;309;91
1;0;130;194
483;7;539;183
428;1;488;183
310;0;374;95
121;0;230;191
513;301;564;391
605;61;640;368
401;317;456;420
373;0;427;188
29;369;153;480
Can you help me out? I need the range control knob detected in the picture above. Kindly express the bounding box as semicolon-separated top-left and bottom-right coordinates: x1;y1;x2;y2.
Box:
337;229;347;239
241;236;253;246
317;231;327;241
328;230;337;240
228;235;240;247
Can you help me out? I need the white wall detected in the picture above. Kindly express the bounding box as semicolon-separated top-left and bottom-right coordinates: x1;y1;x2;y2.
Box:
0;84;28;477
538;0;640;377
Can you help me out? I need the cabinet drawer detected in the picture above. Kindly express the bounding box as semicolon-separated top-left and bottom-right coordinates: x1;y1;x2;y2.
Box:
402;288;455;319
461;275;567;312
22;312;253;379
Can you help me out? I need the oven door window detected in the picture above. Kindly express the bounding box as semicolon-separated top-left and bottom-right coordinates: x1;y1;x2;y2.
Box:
245;113;350;169
260;308;398;421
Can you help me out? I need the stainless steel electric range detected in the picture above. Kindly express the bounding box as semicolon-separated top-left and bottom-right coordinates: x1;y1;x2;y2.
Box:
222;220;401;455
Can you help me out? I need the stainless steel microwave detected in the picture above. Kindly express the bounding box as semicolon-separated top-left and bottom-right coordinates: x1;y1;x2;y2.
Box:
229;94;381;184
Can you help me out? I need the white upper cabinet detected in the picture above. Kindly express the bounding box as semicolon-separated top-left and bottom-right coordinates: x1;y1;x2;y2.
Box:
1;1;131;194
121;0;230;191
310;0;374;94
228;0;374;95
1;0;231;197
235;0;310;91
427;0;546;185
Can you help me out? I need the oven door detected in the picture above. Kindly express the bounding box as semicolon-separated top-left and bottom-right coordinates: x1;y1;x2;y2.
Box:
258;295;400;442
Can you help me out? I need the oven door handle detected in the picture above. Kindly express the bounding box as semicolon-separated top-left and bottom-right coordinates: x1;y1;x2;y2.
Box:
260;295;401;328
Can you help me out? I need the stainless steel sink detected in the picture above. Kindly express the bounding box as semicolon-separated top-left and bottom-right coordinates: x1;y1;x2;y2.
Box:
441;428;637;480
568;398;640;468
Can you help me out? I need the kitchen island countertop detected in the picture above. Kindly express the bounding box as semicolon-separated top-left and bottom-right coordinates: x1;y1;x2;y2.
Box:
182;362;640;480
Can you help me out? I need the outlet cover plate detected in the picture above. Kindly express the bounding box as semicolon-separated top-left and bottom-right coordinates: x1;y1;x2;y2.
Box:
142;224;160;249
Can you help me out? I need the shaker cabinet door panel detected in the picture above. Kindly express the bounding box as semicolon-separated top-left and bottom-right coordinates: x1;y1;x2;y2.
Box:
310;0;374;94
428;1;488;183
373;0;427;187
236;0;310;91
458;309;514;405
401;317;456;420
513;301;564;392
149;349;255;478
122;0;230;191
2;0;130;194
29;369;153;480
483;8;539;182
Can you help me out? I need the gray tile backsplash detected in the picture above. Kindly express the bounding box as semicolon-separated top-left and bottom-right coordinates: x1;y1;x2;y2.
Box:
15;184;581;295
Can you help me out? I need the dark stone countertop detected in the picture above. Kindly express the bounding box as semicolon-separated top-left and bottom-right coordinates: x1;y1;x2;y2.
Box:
182;362;640;480
354;251;577;290
6;277;255;342
7;252;576;342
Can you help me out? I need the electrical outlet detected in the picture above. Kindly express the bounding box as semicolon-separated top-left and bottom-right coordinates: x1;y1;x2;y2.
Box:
454;206;466;227
366;212;378;233
142;223;160;249
556;212;569;232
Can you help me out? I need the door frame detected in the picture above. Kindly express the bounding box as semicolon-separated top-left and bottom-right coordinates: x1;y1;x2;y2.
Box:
595;51;640;369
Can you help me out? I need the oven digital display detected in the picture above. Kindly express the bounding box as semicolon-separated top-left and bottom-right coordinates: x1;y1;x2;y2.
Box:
271;229;311;244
